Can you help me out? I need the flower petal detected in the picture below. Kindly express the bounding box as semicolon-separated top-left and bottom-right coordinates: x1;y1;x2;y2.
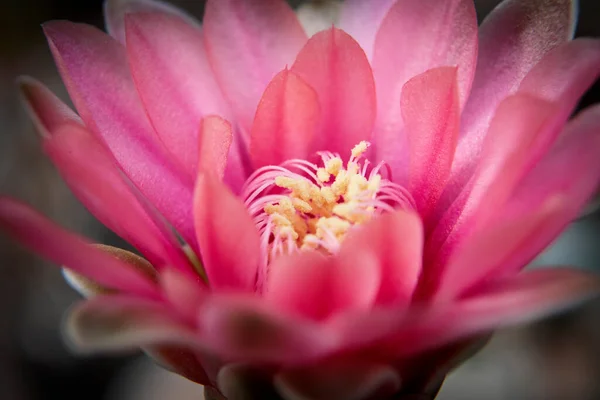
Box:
371;0;477;183
490;104;600;276
199;294;336;363
45;123;191;271
421;94;560;299
203;0;307;136
340;210;423;307
291;28;376;157
125;11;232;178
160;268;207;322
0;198;158;297
445;0;577;215
17;76;82;138
193;173;260;292
434;196;567;302
275;362;401;400
338;0;396;59
401;67;460;216
144;345;211;385
66;295;199;353
266;250;380;321
104;0;199;43
199;116;233;180
249;69;320;168
43;21;197;249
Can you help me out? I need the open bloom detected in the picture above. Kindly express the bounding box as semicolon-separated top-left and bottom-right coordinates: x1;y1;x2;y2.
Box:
3;0;600;398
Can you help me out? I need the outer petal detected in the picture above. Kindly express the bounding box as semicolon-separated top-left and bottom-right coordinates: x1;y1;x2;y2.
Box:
291;28;376;157
434;196;567;302
340;210;423;307
199;294;336;363
160;268;207;322
401;67;460;216
338;0;396;59
43;21;197;249
420;94;560;299
371;0;477;183
193;173;260;292
490;104;600;276
66;295;200;353
203;0;308;136
17;76;82;137
125;11;232;177
199;116;233;180
0;199;158;297
249;69;320;168
383;268;600;357
444;0;577;214
104;0;199;43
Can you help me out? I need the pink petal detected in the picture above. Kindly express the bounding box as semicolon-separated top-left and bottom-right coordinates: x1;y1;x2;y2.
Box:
66;295;201;353
43;21;197;249
265;250;381;321
17;76;82;137
45;123;192;271
444;0;577;216
249;69;320;168
104;0;199;44
144;345;211;385
340;210;423;307
371;0;477;183
193;173;260;292
489;104;600;276
125;11;232;177
291;28;376;157
434;196;567;302
0;198;158;297
199;294;336;363
401;67;460;216
199;116;233;180
338;0;397;59
420;94;559;299
203;0;307;136
396;268;600;356
160;268;207;322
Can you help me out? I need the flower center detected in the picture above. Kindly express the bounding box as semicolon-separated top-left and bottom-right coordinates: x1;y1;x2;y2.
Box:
242;142;415;269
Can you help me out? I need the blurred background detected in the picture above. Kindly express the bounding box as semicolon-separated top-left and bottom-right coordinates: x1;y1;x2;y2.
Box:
0;0;599;399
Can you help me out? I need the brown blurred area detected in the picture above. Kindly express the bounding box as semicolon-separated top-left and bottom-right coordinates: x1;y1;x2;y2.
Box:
0;1;599;399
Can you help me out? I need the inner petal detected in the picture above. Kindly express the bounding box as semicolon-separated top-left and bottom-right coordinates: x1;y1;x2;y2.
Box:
242;142;415;273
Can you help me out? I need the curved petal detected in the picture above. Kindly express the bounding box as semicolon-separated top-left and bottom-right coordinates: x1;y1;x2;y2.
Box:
371;0;477;183
198;294;336;364
291;28;376;157
338;0;396;59
17;76;82;138
144;345;211;385
420;94;560;299
43;21;197;249
104;0;199;43
275;362;401;400
401;67;460;216
125;11;232;177
340;210;423;307
199;116;233;180
265;250;380;321
489;104;600;276
45;123;191;271
203;0;308;136
160;268;207;323
66;295;200;353
0;199;158;297
193;173;260;292
444;0;577;215
434;196;567;302
249;69;320;168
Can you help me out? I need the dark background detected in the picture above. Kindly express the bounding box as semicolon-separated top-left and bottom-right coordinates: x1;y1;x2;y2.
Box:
0;1;599;399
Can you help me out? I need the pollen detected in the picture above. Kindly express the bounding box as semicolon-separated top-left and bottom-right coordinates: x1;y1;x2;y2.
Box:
242;142;416;269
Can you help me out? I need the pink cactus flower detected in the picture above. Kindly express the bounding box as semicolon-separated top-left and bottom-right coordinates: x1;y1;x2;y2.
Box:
3;0;600;398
